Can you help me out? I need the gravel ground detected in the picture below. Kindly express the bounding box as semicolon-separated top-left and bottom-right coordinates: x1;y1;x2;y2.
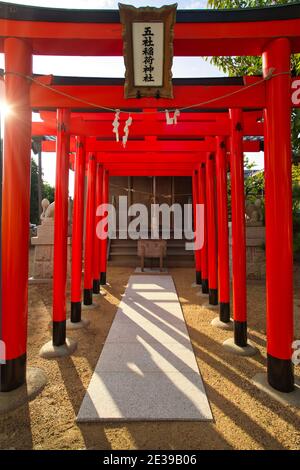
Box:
0;257;299;450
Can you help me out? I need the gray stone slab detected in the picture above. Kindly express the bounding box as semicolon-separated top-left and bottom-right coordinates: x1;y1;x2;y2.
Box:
77;371;212;422
105;316;191;345
112;311;189;334
124;291;179;302
77;274;212;422
96;342;199;373
128;280;174;293
134;267;169;274
116;299;186;323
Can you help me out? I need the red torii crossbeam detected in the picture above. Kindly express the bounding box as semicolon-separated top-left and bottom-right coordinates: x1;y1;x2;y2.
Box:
41;138;262;154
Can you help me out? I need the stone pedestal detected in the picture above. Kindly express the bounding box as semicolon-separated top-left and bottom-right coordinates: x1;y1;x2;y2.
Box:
229;223;266;280
31;218;71;281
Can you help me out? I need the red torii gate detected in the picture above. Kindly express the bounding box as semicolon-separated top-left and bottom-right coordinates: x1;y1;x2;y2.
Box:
0;2;299;396
37;107;263;311
37;106;263;307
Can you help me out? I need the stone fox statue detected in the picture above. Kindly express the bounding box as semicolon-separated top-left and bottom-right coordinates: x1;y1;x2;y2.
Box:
245;198;263;225
40;198;55;219
40;198;73;231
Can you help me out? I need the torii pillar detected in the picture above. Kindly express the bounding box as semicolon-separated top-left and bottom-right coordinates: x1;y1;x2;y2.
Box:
70;136;89;328
206;153;218;305
223;109;257;357
199;163;209;294
214;136;230;326
0;39;32;391
40;109;77;358
93;163;103;294
263;38;294;392
192;170;202;285
83;153;97;305
99;170;109;285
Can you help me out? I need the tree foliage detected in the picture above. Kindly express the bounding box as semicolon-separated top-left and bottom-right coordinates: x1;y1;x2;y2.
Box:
30;158;40;225
30;158;55;224
207;0;300;75
42;182;55;204
292;109;300;160
208;0;300;254
208;0;297;5
227;159;300;253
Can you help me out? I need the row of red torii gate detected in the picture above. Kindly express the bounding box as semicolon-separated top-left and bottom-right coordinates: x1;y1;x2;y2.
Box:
0;2;300;397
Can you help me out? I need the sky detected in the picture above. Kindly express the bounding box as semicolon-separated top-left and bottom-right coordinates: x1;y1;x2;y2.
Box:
1;0;264;196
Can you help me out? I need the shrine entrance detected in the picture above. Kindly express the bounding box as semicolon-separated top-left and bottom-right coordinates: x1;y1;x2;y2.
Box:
109;175;192;229
108;175;193;268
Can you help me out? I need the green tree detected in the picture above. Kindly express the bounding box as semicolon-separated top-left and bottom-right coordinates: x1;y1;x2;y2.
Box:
42;182;55;203
207;0;300;162
208;0;300;255
30;158;55;224
30;158;40;225
292;109;300;161
207;0;300;76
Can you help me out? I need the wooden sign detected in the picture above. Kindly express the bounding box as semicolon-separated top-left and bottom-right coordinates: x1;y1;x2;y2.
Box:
119;3;177;99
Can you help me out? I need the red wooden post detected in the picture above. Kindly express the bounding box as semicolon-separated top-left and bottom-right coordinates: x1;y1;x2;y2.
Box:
229;108;247;346
99;170;109;285
0;38;32;391
52;108;71;346
206;152;218;305
83;153;96;305
216;136;230;323
98;165;104;284
263;38;294;392
93;163;103;294
70;136;86;322
199;163;209;294
192;170;202;285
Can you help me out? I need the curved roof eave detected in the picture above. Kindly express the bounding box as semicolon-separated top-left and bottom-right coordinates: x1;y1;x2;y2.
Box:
0;1;300;23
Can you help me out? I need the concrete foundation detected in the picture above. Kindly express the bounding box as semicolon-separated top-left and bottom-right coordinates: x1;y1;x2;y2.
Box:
211;317;234;330
39;338;77;359
222;337;258;356
252;373;300;407
66;318;90;330
81;303;99;310
202;301;219;311
0;367;47;414
196;291;209;298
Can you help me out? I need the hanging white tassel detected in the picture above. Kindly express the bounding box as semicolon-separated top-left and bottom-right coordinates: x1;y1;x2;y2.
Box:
122;115;132;148
165;109;174;125
173;109;180;124
112;109;120;142
165;109;180;125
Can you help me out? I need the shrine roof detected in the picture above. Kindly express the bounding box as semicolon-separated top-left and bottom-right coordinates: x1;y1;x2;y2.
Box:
0;2;299;24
